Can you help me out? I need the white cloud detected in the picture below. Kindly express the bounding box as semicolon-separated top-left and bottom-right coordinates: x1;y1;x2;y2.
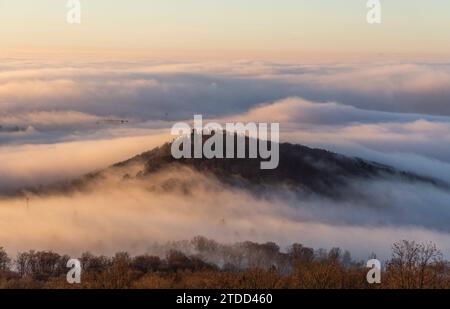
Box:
1;57;450;258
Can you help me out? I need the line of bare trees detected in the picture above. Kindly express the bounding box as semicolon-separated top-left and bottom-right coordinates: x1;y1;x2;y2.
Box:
0;238;448;289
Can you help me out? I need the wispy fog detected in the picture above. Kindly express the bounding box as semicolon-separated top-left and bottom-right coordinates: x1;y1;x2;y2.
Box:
1;57;450;260
0;165;449;260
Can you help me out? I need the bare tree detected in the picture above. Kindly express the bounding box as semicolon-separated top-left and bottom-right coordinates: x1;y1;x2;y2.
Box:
388;240;443;288
0;247;10;271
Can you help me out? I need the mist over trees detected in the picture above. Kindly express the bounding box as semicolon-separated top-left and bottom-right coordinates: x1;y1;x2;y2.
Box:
0;238;448;289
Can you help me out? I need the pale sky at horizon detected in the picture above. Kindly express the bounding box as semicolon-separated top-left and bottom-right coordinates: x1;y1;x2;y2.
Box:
0;0;449;56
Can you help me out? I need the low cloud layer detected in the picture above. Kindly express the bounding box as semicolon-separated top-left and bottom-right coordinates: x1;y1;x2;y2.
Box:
218;97;450;184
0;131;170;191
0;166;450;260
2;57;450;121
1;56;450;259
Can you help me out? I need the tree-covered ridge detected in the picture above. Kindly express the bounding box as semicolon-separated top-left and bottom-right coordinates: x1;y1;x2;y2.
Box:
0;238;448;289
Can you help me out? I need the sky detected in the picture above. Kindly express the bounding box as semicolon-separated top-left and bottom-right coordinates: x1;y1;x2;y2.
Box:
1;0;450;56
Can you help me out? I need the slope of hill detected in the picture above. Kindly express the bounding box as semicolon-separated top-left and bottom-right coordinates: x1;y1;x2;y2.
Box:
23;133;447;198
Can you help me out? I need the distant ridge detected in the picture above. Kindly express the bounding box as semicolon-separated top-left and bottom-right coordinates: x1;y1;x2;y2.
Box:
20;132;448;198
